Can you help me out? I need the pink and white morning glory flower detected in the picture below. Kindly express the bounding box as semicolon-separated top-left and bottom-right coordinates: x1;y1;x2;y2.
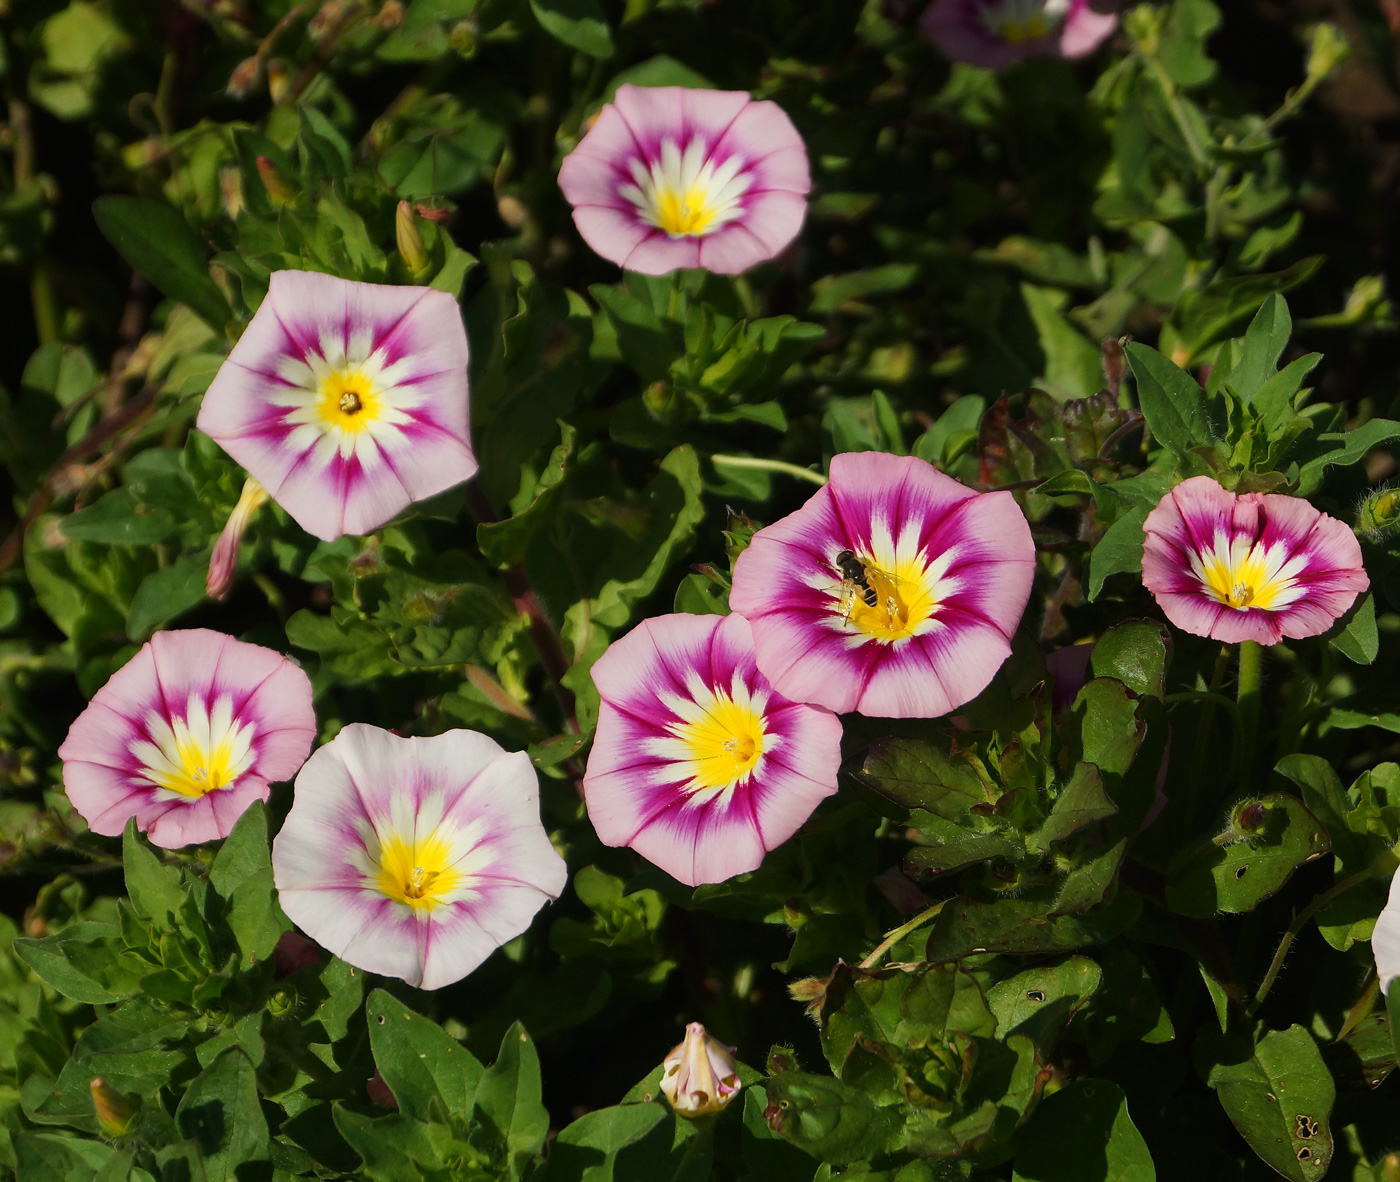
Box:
272;724;567;991
197;270;477;543
582;613;841;887
1140;476;1368;645
919;0;1118;69
58;629;315;849
729;452;1036;719
558;85;810;275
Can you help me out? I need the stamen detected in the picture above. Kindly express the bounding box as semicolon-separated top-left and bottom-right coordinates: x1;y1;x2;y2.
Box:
406;865;435;899
722;737;740;753
340;390;363;414
1232;581;1254;608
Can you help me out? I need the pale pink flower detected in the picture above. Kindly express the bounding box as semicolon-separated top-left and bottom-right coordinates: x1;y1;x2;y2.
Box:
661;1022;741;1117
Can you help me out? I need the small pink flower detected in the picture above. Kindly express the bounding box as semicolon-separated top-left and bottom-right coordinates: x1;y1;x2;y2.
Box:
920;0;1118;69
558;85;810;275
1140;476;1368;645
58;629;315;849
661;1023;741;1117
272;725;566;990
198;270;477;542
582;613;840;887
730;452;1036;719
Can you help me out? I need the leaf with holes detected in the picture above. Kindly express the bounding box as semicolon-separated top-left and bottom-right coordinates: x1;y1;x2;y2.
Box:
1165;793;1330;918
1207;1025;1334;1182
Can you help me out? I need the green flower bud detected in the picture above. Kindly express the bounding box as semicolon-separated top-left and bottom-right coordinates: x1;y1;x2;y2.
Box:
395;200;429;278
1357;486;1400;540
90;1078;140;1138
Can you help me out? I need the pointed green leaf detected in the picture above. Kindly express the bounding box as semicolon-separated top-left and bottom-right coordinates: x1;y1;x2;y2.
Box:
366;989;485;1122
1012;1079;1154;1182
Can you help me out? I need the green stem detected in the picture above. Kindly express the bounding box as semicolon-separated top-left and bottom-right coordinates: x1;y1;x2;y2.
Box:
1142;52;1211;176
710;455;827;486
1251;867;1375;1013
30;260;60;346
1182;646;1231;839
859;901;946;969
1236;640;1263;788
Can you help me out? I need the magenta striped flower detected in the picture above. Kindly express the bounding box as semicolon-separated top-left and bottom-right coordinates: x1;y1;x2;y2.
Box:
730;452;1036;719
1140;476;1368;645
919;0;1118;68
582;613;841;887
558;85;810;275
58;629;315;849
197;270;477;542
272;724;566;990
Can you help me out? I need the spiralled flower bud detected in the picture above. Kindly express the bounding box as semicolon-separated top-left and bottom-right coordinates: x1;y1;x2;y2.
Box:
1358;486;1400;540
660;1023;741;1118
208;478;270;601
90;1078;140;1138
227;56;260;99
375;0;405;30
1229;798;1268;839
396;200;429;277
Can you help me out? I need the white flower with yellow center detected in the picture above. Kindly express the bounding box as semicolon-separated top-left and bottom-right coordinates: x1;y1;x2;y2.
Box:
198;270;478;543
583;614;841;887
558;84;811;275
273;725;567;991
57;629;315;849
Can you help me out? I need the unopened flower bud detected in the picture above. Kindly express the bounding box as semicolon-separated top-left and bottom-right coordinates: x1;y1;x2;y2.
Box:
448;19;476;55
1358;487;1400;540
375;0;405;30
1380;1153;1400;1182
208;478;270;600
396;200;429;277
309;0;348;39
660;1023;741;1118
1101;336;1128;392
256;155;295;207
219;165;246;220
415;202;452;225
227;55;260;99
90;1078;140;1138
1231;798;1268;837
266;59;289;104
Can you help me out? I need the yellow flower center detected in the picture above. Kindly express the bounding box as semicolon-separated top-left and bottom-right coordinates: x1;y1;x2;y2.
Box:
372;830;463;912
672;693;766;792
316;367;382;433
620;139;752;240
980;0;1067;42
1195;535;1301;613
1002;14;1049;41
132;698;256;799
839;551;947;643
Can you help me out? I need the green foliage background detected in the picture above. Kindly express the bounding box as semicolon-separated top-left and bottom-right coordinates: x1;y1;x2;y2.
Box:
4;0;1400;1179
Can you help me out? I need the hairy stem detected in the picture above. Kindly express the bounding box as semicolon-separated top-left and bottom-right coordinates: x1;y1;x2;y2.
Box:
860;901;946;970
1236;640;1263;788
710;455;827;486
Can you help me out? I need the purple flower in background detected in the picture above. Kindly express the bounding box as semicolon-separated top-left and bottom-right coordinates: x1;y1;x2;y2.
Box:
919;0;1118;68
582;613;841;887
558;85;810;275
272;724;566;990
58;629;315;848
1140;476;1368;646
730;452;1036;719
197;270;477;542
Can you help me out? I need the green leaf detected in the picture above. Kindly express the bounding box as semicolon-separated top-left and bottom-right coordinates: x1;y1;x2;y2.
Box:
1087;505;1149;601
478;421;575;567
332;1109;461;1181
1296;418;1400;494
1034;763;1117;849
1011;1079;1155;1182
1125;342;1216;454
914;395;985;467
1069;679;1145;776
1328;592;1378;664
92;196;229;330
810;264;919;314
1207;1025;1334;1182
122;819;185;923
850;737;994;825
475;1022;549;1180
207;803;280;969
1231;294;1291;405
1165;257;1321;363
14;1132;115;1182
12;922;144;1004
530;0;614;57
988;958;1102;1051
367;989;484;1122
925;889;1141;961
762;1072;904;1165
537;1103;670;1182
1165;793;1330;917
1088;620;1171;699
61;489;179;545
174;1047;271;1182
127;553;210;640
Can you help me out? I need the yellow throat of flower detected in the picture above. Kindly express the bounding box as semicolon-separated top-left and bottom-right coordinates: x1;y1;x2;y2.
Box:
316;367;383;433
841;554;944;643
673;693;766;792
1198;540;1294;612
374;830;463;911
152;734;241;798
